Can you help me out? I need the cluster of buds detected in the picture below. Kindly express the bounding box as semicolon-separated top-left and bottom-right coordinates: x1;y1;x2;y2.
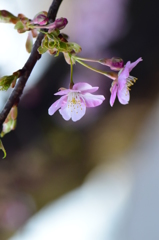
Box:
0;10;68;53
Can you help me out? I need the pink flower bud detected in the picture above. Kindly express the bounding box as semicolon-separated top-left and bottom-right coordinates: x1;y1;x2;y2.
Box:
53;18;68;30
36;18;68;31
99;57;124;70
30;12;49;26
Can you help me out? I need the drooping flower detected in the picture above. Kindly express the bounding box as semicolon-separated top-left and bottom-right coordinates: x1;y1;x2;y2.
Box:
48;82;105;122
110;57;143;106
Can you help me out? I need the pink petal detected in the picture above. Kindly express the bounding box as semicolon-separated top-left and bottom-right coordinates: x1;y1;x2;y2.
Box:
117;86;130;105
54;89;70;96
48;95;67;115
71;102;86;122
82;93;105;107
59;99;86;122
73;82;98;94
110;83;118;107
118;66;129;83
126;57;143;72
59;105;71;121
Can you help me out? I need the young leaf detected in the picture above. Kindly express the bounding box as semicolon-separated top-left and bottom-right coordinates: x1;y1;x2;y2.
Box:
0;139;6;158
0;71;20;90
38;46;48;54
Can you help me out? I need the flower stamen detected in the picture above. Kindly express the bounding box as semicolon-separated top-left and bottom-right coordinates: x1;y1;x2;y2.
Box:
126;76;138;89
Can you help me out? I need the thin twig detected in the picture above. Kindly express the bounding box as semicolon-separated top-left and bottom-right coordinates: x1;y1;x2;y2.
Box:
0;0;63;127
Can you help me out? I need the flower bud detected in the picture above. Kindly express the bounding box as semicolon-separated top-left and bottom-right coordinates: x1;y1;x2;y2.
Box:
0;10;19;24
26;31;33;53
1;106;18;137
30;11;48;26
36;17;68;31
99;57;124;70
53;18;68;30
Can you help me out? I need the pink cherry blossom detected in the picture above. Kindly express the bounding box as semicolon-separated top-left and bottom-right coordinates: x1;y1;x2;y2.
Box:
110;57;143;106
48;82;105;122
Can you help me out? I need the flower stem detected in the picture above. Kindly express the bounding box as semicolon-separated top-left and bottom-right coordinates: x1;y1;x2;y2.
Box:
70;58;74;88
75;56;99;63
75;59;117;80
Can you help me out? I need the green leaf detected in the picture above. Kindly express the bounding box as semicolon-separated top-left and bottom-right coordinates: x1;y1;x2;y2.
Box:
48;30;60;39
14;20;25;31
67;42;82;54
0;75;16;90
48;41;55;49
0;71;20;90
0;139;6;158
59;41;68;51
38;46;48;54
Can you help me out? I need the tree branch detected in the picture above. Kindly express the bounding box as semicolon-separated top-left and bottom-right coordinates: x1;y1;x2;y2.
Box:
0;0;63;127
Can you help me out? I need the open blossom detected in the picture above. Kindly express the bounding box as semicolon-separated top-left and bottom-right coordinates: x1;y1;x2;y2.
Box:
48;82;105;122
110;57;143;106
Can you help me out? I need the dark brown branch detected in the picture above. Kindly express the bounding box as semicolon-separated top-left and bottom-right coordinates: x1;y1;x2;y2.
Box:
0;0;63;127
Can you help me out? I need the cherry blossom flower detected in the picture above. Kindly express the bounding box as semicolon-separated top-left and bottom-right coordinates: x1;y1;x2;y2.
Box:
48;82;105;122
110;57;143;106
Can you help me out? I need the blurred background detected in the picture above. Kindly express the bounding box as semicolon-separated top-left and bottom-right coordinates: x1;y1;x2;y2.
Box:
0;0;159;239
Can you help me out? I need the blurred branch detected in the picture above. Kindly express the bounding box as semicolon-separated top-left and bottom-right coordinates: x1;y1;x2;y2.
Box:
0;0;63;128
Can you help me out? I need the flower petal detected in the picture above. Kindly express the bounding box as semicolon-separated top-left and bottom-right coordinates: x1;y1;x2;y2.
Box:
110;83;118;107
73;82;98;94
48;95;67;115
117;86;130;105
71;101;86;122
82;93;105;107
54;89;70;96
59;98;86;122
118;67;129;83
126;57;143;72
59;105;71;121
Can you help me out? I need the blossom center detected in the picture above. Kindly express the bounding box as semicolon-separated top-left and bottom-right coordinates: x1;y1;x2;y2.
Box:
71;97;77;104
67;92;84;113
